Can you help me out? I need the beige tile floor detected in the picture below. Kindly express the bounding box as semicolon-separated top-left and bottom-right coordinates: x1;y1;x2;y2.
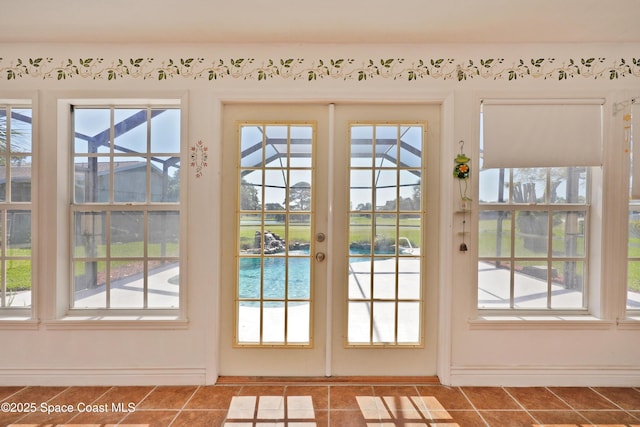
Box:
0;380;639;426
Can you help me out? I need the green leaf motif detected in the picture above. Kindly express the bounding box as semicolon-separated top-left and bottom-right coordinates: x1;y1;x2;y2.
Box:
381;58;394;68
480;58;494;68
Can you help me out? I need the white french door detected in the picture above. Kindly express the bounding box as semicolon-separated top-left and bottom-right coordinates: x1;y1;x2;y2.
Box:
219;103;440;376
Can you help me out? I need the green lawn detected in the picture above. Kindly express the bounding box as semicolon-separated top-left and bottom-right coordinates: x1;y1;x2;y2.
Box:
481;217;640;292
240;215;422;251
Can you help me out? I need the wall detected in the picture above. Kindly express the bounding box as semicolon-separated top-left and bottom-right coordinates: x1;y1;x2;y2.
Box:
1;42;639;386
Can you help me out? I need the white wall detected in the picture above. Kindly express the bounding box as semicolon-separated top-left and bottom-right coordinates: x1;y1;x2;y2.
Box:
1;42;639;386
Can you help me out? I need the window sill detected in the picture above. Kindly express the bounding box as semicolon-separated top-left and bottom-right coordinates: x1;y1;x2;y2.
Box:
45;315;189;330
469;315;614;330
0;315;39;330
617;316;640;330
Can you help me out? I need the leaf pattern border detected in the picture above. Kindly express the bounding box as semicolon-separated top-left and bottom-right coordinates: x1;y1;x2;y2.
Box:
1;57;640;81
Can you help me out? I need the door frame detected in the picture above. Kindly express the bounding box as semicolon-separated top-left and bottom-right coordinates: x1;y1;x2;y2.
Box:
210;94;455;383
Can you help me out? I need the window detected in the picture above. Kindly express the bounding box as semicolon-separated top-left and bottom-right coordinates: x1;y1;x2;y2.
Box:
628;101;640;313
478;99;601;313
235;122;314;346
478;167;590;310
71;106;181;310
347;123;424;345
0;103;33;312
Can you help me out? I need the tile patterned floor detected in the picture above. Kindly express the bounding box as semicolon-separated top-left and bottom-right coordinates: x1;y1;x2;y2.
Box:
0;381;639;426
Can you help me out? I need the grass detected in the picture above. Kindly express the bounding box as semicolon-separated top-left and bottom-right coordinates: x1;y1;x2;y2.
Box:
481;217;640;292
239;215;422;250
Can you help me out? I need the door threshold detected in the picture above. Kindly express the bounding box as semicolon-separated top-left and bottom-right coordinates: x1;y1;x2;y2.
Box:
216;375;440;385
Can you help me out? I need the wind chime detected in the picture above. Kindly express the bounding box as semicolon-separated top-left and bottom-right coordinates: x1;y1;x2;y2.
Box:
454;140;471;252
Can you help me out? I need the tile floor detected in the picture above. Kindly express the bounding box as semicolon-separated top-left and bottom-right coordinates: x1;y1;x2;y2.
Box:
0;380;639;426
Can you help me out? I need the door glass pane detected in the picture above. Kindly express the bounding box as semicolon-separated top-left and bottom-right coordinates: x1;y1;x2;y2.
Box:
236;123;314;346
348;123;424;346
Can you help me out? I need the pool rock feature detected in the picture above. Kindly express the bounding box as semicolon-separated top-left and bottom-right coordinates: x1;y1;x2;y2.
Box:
252;230;286;254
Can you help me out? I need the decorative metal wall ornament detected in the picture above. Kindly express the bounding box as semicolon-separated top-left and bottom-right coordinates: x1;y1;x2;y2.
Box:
454;140;471;252
190;140;208;178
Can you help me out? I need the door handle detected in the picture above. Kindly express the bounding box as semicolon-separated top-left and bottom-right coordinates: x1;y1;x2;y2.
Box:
315;252;326;262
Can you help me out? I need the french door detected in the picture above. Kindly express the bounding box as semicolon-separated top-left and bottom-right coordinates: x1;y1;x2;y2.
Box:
219;103;440;376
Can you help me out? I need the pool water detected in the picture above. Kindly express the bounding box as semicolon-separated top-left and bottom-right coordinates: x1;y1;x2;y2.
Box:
239;256;311;300
238;250;391;300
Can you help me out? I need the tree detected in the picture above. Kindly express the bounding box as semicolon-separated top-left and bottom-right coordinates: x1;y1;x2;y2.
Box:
240;179;261;210
289;181;311;211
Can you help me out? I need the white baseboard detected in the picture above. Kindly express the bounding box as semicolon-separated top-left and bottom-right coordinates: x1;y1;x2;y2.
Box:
0;367;207;386
449;365;640;387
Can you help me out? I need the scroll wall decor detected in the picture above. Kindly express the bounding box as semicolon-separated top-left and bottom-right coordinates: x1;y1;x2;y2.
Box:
190;140;208;178
1;57;640;82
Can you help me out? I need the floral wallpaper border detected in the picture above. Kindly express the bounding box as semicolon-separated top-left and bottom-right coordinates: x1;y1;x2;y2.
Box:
1;57;640;82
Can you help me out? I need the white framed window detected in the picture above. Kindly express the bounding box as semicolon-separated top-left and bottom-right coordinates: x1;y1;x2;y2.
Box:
0;102;33;314
628;100;640;314
69;104;182;313
478;99;603;313
478;167;590;311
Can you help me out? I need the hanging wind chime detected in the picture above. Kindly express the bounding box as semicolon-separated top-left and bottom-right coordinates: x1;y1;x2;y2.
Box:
454;140;471;252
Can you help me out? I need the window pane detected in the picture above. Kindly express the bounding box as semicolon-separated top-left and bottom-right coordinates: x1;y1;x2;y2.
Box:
478;261;511;309
74;109;110;154
114;108;147;153
74;157;110;203
109;260;144;308
628;261;640;310
628;210;640;310
551;260;584;308
399;126;422;168
514;261;549;309
549;167;588;203
73;212;106;257
397;302;421;343
479;211;511;257
6;260;31;306
148;211;179;257
148;260;179;308
479;168;510;204
552;211;585;257
10;109;32;153
114;156;146;202
289;170;311;211
349;258;372;299
151;157;180;203
512;168;546;203
515;211;548;257
111;211;143;257
287;301;310;343
289;125;312;167
351;125;373;167
10;156;32;202
151;109;180;153
73;260;107;308
6;211;31;256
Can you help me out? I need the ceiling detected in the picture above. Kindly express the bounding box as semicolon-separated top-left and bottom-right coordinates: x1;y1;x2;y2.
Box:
2;0;639;45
